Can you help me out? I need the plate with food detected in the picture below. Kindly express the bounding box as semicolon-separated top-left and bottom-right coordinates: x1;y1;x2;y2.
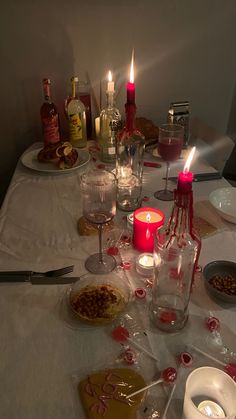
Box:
21;141;90;174
67;273;130;326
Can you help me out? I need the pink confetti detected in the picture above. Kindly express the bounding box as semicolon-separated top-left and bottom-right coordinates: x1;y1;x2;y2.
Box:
142;196;150;202
122;348;136;365
206;316;220;332
179;352;193;367
134;288;146;299
162;367;177;383
120;261;132;270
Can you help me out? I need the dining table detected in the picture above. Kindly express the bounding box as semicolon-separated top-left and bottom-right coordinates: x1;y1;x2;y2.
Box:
0;141;235;419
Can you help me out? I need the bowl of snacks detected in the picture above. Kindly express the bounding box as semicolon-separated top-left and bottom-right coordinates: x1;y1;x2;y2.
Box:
67;272;130;325
209;187;236;224
203;260;236;304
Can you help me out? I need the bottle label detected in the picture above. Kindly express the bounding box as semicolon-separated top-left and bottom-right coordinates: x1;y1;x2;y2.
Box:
69;113;82;141
42;115;60;144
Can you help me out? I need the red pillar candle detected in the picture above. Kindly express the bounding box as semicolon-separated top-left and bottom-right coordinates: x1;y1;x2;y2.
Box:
133;207;164;252
177;147;196;193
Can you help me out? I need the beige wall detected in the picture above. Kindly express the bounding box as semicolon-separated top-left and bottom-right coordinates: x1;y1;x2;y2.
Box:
1;0;236;203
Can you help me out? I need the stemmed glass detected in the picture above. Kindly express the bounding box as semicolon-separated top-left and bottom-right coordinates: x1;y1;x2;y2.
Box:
80;168;117;274
154;124;184;201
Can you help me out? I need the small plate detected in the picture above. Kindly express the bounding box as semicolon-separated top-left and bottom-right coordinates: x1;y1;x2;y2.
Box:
21;147;90;174
67;273;130;326
203;260;236;304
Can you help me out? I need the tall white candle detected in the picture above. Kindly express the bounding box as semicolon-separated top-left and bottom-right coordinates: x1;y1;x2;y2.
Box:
107;70;114;93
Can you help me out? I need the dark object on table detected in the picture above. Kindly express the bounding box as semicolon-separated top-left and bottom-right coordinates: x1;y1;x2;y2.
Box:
135;117;159;146
203;260;236;304
167;101;189;148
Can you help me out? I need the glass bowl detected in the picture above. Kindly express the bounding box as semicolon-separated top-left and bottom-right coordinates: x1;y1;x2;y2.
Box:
67;272;131;325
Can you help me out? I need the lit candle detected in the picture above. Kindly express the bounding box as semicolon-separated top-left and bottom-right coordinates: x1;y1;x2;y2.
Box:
107;70;114;93
133;207;164;252
136;253;154;277
198;400;226;417
127;49;135;104
178;147;196;193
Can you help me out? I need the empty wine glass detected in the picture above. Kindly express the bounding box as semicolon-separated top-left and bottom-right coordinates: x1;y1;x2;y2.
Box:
154;124;184;201
80;168;117;274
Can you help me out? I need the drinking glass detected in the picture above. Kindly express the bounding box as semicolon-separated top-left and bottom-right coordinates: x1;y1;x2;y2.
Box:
154;124;184;201
183;367;236;419
80;168;117;274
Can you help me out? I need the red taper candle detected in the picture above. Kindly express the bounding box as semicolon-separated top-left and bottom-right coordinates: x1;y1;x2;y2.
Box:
177;147;196;193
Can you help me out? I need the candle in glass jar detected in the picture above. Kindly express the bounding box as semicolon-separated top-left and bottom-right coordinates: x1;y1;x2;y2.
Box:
136;253;154;276
133;207;164;252
198;400;225;417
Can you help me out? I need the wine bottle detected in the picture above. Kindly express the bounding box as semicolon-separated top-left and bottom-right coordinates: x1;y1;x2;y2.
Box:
99;72;121;164
151;178;201;332
40;78;60;145
66;77;87;148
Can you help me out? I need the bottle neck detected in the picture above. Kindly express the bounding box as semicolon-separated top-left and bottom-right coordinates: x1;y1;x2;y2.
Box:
165;190;195;247
43;81;51;103
125;102;136;132
71;80;78;99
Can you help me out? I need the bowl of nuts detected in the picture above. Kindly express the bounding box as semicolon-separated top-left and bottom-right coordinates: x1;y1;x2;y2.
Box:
203;260;236;304
67;273;131;325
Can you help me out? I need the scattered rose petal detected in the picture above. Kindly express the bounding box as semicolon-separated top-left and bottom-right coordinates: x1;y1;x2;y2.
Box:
162;367;177;383
160;310;177;323
112;325;129;342
206;316;220;332
224;363;236;382
106;246;119;256
135;288;146;299
179;352;193;367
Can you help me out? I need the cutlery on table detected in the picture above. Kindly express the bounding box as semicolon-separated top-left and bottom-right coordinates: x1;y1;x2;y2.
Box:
163;172;222;182
0;265;74;282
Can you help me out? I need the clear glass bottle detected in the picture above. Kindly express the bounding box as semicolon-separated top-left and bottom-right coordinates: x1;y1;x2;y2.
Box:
151;185;201;332
99;90;121;163
66;77;87;148
79;81;92;139
40;78;60;146
116;101;145;211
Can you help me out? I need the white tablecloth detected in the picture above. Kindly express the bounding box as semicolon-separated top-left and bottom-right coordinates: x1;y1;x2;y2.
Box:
0;143;235;419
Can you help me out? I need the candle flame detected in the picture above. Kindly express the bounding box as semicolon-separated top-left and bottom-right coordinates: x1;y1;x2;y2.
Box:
146;213;151;222
129;49;134;83
108;70;112;82
183;146;196;173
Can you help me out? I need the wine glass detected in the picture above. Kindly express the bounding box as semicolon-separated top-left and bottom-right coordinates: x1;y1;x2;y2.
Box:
80;168;117;274
154;124;184;201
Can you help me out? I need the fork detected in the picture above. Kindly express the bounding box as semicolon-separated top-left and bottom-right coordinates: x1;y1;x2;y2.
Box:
0;265;74;282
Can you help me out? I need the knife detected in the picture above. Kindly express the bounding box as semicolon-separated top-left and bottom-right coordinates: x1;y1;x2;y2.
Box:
163;173;222;182
0;276;81;285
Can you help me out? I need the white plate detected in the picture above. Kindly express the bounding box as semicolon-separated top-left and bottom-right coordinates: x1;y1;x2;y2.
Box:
209;187;236;224
21;147;90;174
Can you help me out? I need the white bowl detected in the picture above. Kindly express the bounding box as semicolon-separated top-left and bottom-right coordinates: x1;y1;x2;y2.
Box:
209;187;236;224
